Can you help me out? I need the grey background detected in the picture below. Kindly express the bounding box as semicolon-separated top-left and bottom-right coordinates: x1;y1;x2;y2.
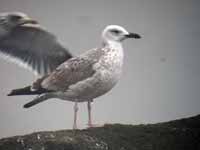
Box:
0;0;200;138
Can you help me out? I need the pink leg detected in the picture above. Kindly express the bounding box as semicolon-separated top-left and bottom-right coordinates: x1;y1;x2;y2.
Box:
87;101;102;128
73;101;78;129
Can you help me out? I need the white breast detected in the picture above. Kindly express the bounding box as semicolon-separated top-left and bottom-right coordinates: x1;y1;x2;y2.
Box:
92;44;124;94
101;42;124;76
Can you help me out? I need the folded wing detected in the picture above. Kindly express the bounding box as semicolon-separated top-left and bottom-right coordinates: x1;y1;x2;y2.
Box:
41;48;104;91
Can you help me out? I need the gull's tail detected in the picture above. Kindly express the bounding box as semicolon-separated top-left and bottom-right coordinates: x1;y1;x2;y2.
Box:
7;86;50;96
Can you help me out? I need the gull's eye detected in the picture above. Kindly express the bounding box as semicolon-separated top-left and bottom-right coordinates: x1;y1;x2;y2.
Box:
10;15;22;21
110;29;121;34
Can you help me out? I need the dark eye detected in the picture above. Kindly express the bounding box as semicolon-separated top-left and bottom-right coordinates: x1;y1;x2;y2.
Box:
10;15;22;21
110;29;120;34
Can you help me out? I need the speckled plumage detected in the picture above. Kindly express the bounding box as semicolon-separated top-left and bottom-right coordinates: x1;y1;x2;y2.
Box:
41;45;124;102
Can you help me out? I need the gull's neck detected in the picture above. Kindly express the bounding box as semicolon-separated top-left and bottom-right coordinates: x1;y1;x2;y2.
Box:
103;40;123;51
101;39;124;75
102;40;124;65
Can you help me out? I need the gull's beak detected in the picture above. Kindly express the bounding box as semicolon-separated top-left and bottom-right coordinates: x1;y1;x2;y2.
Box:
19;17;38;25
125;32;141;39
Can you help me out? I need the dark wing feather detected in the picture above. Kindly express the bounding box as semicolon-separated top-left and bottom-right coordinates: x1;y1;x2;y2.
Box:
0;25;72;76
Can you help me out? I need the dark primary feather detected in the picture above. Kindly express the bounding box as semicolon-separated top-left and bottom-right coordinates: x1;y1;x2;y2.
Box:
0;24;72;75
7;85;51;96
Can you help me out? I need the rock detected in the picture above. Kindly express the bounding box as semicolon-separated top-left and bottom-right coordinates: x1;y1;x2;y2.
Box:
0;114;200;150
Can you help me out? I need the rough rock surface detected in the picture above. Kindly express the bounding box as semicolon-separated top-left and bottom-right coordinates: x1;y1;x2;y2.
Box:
0;114;200;150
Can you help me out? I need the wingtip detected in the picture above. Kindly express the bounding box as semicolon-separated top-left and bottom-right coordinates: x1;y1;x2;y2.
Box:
23;101;36;108
7;89;20;96
7;91;14;96
23;104;29;108
23;102;33;108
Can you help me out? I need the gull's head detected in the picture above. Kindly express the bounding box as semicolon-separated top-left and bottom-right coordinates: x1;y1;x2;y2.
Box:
102;25;141;45
0;12;38;30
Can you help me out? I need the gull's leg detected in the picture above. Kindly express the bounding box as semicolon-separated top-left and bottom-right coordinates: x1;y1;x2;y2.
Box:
87;100;102;128
73;100;79;129
87;100;100;128
87;100;92;127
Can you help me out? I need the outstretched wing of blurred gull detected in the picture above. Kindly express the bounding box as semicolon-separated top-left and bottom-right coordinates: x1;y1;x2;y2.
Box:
0;12;72;76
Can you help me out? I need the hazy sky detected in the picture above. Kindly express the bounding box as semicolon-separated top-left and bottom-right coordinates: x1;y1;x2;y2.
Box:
0;0;200;138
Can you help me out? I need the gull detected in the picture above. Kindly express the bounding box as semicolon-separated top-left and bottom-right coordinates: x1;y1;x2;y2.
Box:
0;12;141;129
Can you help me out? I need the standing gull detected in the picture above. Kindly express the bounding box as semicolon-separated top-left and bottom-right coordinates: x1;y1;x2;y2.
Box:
0;12;141;129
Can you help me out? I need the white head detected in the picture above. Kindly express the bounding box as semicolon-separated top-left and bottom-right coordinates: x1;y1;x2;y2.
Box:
102;25;141;45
